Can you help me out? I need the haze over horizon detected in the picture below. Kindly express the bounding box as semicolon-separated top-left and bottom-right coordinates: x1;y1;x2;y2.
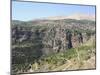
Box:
12;1;95;21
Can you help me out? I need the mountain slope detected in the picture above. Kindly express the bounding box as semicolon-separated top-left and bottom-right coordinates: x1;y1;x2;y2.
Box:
43;13;95;21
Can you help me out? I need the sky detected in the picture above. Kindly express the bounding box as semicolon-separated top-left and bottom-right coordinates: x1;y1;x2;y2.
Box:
12;1;96;21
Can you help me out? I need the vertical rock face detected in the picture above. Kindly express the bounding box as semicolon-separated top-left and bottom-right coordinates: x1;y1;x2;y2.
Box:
12;19;95;67
12;24;91;58
12;25;73;62
12;19;95;73
42;25;68;55
38;24;74;55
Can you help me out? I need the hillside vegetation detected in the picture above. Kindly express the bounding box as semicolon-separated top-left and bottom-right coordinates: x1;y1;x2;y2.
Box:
11;19;96;74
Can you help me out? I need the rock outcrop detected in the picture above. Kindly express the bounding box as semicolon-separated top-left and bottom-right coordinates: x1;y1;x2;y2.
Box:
11;19;95;73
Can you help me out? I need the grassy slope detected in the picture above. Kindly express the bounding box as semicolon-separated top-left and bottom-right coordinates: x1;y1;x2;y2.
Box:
31;36;96;72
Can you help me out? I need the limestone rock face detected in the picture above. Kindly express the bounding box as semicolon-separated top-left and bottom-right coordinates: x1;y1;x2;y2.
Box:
12;19;95;64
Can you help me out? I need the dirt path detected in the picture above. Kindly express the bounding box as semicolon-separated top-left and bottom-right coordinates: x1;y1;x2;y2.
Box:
52;59;72;71
52;55;95;71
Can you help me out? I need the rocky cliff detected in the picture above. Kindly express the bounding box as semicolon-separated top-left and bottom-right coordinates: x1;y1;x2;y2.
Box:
11;18;95;73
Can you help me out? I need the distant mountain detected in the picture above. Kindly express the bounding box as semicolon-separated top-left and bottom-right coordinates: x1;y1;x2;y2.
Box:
12;13;95;32
43;13;95;21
